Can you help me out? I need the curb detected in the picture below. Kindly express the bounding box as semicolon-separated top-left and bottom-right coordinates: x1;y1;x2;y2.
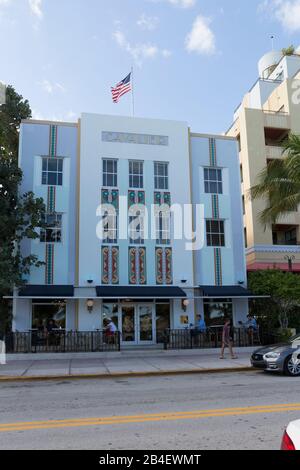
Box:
0;366;254;382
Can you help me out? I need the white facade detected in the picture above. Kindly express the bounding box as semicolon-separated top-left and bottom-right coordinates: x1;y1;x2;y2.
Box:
13;113;249;345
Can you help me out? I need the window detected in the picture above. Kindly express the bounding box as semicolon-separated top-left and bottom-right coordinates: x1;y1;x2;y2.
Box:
102;211;118;244
129;161;143;188
204;168;223;194
32;300;66;329
206;220;225;247
129;212;145;244
40;213;62;243
154;162;169;190
42;158;63;186
203;299;232;327
156;211;171;245
103;159;118;187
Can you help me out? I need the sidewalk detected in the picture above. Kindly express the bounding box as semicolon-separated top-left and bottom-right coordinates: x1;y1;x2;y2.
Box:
0;348;256;381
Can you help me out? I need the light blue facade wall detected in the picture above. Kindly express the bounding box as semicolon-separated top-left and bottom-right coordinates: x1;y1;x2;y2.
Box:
19;122;78;286
190;135;248;325
190;135;247;286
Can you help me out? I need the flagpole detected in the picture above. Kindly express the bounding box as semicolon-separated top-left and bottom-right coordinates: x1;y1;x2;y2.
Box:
131;66;135;117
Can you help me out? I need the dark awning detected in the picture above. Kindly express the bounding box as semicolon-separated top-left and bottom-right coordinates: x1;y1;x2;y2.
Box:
18;285;74;298
96;286;186;299
199;285;254;298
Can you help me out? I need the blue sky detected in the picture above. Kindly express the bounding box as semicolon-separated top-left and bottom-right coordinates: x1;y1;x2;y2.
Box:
1;0;300;133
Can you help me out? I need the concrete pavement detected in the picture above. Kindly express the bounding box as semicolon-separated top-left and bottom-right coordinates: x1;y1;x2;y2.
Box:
0;348;256;381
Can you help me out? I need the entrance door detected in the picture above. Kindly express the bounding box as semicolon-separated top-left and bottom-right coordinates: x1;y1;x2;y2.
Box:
137;305;155;344
120;304;155;345
121;305;136;344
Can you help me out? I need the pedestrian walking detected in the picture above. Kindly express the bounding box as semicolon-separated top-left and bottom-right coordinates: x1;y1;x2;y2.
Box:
220;317;238;359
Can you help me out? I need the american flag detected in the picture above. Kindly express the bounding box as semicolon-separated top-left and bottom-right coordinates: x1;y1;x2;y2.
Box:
111;73;132;103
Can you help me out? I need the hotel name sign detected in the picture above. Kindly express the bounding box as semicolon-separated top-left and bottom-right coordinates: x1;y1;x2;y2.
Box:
102;131;169;146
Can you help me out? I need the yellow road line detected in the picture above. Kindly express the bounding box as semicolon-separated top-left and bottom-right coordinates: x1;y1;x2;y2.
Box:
0;403;299;433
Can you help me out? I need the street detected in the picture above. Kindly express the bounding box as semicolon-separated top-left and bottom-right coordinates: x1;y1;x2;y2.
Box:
0;370;299;450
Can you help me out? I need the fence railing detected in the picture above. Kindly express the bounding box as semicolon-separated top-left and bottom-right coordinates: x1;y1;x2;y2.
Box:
5;330;121;354
163;327;272;350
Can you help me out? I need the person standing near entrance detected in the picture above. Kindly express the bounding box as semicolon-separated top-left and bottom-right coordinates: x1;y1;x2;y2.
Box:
196;314;207;333
220;318;238;360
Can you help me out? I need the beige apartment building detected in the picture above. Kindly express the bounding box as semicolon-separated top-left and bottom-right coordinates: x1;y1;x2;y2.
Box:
227;49;300;273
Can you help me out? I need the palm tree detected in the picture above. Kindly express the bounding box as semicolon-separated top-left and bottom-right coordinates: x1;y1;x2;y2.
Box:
251;134;300;225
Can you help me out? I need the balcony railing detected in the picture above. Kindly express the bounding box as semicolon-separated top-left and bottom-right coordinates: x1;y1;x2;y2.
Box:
265;145;285;159
264;111;290;129
5;330;121;354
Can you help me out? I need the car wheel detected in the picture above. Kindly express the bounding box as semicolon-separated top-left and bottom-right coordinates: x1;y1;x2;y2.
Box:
284;354;300;377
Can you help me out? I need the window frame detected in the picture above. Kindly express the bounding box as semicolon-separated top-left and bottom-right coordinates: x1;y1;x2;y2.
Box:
204;167;223;195
40;213;63;243
42;157;64;186
129;212;145;245
102;211;118;244
206;219;225;247
102;158;118;188
155;210;171;245
129;160;144;189
154;162;169;191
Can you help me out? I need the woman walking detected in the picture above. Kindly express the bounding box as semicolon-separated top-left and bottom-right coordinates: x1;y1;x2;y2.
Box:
220;318;238;360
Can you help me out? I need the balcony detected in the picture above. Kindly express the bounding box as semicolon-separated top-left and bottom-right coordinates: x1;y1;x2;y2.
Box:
263;110;291;130
265;145;285;160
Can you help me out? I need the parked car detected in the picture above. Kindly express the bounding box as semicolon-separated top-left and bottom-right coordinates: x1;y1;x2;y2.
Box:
281;420;300;450
251;333;300;376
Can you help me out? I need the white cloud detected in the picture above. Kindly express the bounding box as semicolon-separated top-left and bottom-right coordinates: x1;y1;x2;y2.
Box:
259;0;300;32
0;0;11;6
39;80;66;94
162;49;172;58
29;0;43;19
167;0;196;7
185;15;216;55
113;29;171;66
32;109;78;122
147;0;196;8
137;13;159;31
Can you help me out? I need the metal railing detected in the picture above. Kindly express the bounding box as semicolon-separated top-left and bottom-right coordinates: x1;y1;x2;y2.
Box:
5;330;121;353
163;327;268;350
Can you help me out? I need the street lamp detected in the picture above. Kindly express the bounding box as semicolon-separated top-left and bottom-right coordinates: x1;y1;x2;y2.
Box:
86;299;94;313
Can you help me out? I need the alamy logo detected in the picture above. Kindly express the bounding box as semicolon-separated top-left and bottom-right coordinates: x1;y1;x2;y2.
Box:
0;82;6;106
0;340;6;365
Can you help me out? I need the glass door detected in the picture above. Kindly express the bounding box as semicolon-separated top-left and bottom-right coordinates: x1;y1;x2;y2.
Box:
121;305;136;344
137;305;155;344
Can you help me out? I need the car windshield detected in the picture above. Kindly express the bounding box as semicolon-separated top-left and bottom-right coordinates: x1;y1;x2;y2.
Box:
289;334;300;344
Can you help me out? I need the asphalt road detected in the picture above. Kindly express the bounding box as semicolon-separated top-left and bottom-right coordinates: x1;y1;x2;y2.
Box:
0;370;299;450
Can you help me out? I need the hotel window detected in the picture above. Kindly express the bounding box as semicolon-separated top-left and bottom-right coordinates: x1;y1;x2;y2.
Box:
154;162;169;190
206;220;225;247
40;213;62;243
42;158;63;186
129;161;143;188
156;211;171;245
102;211;118;244
129;211;145;244
103;159;118;187
204;168;223;194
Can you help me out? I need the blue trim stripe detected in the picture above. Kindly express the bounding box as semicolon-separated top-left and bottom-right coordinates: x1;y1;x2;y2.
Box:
209;138;217;167
214;248;222;286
